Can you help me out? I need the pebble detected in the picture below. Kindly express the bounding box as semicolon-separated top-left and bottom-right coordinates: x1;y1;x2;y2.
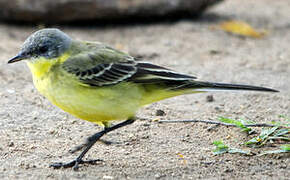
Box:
206;95;214;102
8;141;14;147
103;175;114;179
155;109;166;116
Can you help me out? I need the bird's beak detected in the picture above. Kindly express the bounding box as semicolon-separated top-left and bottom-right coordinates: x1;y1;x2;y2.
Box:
8;53;27;64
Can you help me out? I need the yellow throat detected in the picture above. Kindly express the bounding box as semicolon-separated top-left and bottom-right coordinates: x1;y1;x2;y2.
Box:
26;53;70;78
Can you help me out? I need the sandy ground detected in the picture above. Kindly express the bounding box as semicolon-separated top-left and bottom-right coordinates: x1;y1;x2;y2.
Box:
0;0;289;179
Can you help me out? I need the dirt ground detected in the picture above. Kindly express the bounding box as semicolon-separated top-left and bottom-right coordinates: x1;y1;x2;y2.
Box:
0;0;289;179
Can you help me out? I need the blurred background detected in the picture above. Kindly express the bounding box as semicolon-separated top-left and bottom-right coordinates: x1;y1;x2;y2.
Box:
0;0;289;179
0;0;221;23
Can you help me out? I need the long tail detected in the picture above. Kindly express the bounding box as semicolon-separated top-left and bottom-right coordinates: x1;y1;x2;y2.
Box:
132;62;279;93
180;81;279;92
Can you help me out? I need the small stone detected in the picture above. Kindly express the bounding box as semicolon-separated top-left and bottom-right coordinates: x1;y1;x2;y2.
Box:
155;109;166;116
8;141;14;147
142;123;150;127
209;50;221;55
155;174;164;179
206;95;214;102
224;168;233;173
103;175;114;179
6;89;15;94
152;118;161;122
214;106;221;111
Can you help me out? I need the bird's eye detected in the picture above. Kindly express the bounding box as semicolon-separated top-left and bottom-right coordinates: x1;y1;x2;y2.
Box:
39;45;49;54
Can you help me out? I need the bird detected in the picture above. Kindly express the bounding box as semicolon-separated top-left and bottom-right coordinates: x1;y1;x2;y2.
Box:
8;28;278;170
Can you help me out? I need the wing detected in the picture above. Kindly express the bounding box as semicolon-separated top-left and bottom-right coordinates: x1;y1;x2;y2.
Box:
65;60;138;86
131;62;196;83
62;46;196;87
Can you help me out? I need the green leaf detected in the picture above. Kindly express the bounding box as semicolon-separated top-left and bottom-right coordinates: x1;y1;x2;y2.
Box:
218;117;252;133
213;140;228;148
245;137;260;145
258;144;290;156
213;140;229;155
268;137;290;141
260;127;279;138
213;140;251;155
273;128;289;136
245;127;279;147
228;148;251;155
269;128;290;141
280;144;290;151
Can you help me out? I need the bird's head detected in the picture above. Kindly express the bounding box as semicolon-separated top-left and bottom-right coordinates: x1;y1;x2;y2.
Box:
8;28;72;64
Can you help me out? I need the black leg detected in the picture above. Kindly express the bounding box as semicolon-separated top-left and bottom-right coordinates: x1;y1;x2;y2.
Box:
69;139;114;154
50;118;135;170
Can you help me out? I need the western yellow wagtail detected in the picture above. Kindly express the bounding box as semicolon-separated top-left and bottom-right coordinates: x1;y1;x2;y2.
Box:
8;28;278;170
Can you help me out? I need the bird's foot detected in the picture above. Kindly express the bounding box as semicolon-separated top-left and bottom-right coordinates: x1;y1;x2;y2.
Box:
50;159;103;171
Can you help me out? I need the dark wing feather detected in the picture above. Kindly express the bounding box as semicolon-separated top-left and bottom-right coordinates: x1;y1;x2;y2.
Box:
63;59;137;86
62;48;195;87
80;61;137;86
130;62;196;83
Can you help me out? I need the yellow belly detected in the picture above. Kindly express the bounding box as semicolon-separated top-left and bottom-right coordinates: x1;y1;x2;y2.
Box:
31;69;142;126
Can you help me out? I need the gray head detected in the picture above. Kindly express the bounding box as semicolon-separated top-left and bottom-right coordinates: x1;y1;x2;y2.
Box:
8;28;72;63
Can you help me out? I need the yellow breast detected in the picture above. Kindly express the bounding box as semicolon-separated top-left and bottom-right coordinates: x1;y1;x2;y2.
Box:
26;57;142;126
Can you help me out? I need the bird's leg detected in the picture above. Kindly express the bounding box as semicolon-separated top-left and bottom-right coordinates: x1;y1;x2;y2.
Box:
50;118;135;170
70;121;114;154
70;136;113;154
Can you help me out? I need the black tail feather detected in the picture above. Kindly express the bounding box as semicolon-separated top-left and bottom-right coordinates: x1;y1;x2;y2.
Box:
177;81;279;92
